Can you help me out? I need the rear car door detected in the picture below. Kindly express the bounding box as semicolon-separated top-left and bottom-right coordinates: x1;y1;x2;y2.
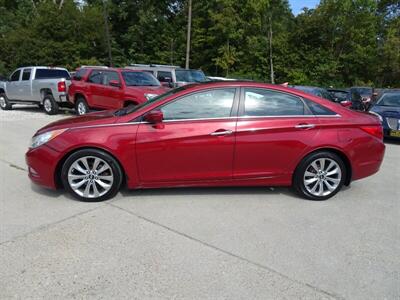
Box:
234;87;320;179
87;70;105;108
6;69;21;100
136;88;239;183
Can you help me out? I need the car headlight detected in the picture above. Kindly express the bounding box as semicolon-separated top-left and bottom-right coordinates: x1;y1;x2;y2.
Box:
369;111;383;122
30;129;67;149
144;93;158;101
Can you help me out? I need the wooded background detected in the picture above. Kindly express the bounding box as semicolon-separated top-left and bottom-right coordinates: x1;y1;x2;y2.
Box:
0;0;399;87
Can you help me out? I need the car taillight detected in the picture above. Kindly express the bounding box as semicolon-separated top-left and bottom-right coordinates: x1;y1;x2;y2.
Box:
58;81;66;92
360;126;383;140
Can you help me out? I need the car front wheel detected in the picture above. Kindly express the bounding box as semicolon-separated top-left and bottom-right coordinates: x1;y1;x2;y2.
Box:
293;151;346;201
0;93;12;110
61;149;123;202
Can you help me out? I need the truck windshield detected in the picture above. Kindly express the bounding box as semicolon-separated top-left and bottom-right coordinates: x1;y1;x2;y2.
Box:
122;71;160;86
175;69;206;83
35;69;70;80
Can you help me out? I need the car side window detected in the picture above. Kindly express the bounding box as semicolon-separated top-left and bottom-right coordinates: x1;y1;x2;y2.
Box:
304;99;336;115
161;88;236;120
243;88;305;116
22;69;31;81
103;71;120;86
10;70;21;81
157;71;172;82
88;70;103;84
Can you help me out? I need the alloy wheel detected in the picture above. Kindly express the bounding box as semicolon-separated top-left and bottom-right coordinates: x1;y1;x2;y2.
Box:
77;102;87;115
67;156;114;199
0;96;6;108
44;98;52;112
303;158;342;197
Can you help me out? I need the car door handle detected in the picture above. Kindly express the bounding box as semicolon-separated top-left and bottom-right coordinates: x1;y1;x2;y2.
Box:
210;130;233;136
295;124;315;129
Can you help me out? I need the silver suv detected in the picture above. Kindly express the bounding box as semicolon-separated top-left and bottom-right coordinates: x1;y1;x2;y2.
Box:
126;64;207;88
0;66;71;115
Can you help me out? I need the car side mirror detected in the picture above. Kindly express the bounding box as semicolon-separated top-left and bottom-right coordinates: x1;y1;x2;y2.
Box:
144;110;163;123
109;80;121;87
340;100;352;108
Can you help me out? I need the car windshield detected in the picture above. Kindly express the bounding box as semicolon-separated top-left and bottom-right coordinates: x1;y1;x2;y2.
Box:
114;86;187;116
376;93;400;107
175;69;206;83
122;71;160;86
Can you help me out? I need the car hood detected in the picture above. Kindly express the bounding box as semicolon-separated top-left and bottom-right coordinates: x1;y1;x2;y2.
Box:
36;110;118;135
125;85;167;94
370;105;400;118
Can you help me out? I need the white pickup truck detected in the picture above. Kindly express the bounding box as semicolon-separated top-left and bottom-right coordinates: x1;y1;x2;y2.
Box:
0;66;71;115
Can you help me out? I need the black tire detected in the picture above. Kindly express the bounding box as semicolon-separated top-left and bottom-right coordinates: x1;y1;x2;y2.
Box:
292;151;346;201
75;97;89;115
43;94;59;115
0;93;12;110
61;149;123;202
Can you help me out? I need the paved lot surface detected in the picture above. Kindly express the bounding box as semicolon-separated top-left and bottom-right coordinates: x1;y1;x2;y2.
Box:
0;106;399;299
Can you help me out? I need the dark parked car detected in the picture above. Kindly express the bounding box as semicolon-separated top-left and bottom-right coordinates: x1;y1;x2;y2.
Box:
369;92;400;139
26;81;385;202
327;89;349;102
291;86;352;108
348;87;378;111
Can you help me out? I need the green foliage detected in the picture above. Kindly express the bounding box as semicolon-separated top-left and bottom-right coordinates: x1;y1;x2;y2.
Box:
0;0;398;87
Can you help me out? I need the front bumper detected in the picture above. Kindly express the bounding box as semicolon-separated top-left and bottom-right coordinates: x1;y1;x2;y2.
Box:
25;145;62;189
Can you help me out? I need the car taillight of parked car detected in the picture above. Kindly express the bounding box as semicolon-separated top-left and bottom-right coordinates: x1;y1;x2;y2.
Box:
360;126;383;140
58;81;66;92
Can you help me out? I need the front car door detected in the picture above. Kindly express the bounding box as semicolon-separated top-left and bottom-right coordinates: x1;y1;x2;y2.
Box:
136;88;239;183
101;71;123;109
234;87;320;180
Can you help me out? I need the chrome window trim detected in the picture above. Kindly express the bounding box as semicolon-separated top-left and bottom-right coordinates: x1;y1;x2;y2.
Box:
72;114;342;129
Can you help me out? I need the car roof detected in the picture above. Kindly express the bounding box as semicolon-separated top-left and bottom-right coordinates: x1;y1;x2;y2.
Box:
79;67;147;73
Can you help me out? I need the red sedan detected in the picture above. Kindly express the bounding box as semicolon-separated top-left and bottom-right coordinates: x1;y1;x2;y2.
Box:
26;82;385;201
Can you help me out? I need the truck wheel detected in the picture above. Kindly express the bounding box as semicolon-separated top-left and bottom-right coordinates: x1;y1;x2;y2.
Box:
0;93;12;110
43;95;59;115
75;97;89;115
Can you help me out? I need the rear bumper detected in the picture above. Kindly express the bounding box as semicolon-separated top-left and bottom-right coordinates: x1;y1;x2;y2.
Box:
25;145;61;189
351;140;385;181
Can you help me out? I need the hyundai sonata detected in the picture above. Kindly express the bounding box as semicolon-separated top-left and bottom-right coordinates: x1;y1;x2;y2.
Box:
26;82;385;201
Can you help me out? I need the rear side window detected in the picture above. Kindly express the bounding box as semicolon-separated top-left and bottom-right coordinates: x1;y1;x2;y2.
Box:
304;99;336;115
243;88;305;116
88;70;103;84
10;70;21;81
22;69;31;81
35;69;70;80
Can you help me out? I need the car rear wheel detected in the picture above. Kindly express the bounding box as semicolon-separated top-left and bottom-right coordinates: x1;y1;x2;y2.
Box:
43;95;59;115
75;97;89;115
0;93;12;110
293;151;346;201
61;149;123;202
